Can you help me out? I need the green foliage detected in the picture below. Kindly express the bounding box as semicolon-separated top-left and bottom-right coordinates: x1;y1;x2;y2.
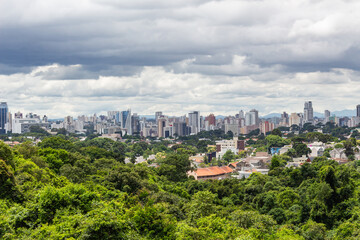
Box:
266;135;289;148
222;150;236;164
157;153;192;182
272;128;282;137
1;135;360;239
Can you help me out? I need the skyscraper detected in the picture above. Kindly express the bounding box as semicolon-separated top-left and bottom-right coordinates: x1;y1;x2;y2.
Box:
155;111;162;122
249;109;259;126
245;112;252;126
357;105;360;117
121;109;132;135
131;113;140;134
304;101;314;123
0;102;8;134
324;110;330;118
324;110;330;124
188;111;200;134
239;110;244;119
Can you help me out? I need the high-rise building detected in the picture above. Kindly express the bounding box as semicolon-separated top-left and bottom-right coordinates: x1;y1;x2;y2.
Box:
249;109;259;126
280;112;289;126
157;116;167;138
324;110;330;123
121;109;132;135
0;102;8;134
108;111;120;123
324;110;330;118
357;105;360;117
205;114;216;126
245;112;251;126
155;112;163;123
188;111;200;134
131;113;140;134
239;110;244;119
290;113;302;126
304;101;314;123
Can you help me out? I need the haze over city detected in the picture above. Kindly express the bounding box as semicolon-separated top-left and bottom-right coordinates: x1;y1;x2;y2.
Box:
1;0;360;117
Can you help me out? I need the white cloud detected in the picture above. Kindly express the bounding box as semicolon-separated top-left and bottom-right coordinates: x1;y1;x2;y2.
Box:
0;62;359;118
0;0;359;117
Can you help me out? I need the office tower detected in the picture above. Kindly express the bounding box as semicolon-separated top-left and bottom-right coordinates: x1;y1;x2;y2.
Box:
357;105;360;117
281;112;289;126
155;112;162;123
245;112;251;126
158;116;167;138
188;111;200;134
239;110;244;119
324;110;330;118
205;114;216;126
107;111;120;123
304;101;314;123
131;113;140;134
121;109;132;135
249;109;259;126
290;113;302;126
0;102;8;134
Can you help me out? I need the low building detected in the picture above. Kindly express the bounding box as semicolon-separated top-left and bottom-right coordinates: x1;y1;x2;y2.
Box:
307;142;325;157
189;154;206;167
286;155;311;168
216;137;245;159
189;166;233;180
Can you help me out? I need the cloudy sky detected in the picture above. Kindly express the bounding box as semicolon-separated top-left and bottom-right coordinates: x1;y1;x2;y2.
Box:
1;0;360;118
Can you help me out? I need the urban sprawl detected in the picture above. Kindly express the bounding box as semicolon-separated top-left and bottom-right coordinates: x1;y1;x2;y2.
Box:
1;101;359;137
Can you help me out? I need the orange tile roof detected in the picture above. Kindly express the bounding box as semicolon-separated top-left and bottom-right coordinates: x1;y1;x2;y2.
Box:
229;162;238;168
196;166;233;177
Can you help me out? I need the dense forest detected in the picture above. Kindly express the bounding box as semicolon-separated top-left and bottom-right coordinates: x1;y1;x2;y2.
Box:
1;134;360;239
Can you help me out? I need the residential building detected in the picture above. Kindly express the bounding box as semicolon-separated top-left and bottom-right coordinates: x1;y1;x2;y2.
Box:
189;166;233;180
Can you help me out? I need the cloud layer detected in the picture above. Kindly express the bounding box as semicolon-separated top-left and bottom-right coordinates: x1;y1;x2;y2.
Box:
0;0;359;117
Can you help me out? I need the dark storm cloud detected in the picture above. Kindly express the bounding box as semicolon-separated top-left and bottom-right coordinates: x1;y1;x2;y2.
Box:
2;0;359;75
1;0;360;117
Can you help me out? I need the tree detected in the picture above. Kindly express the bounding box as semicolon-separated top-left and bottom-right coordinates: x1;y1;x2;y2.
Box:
38;136;74;151
157;153;192;181
222;150;236;164
293;143;311;157
188;191;216;223
343;140;354;159
271;128;282;137
0;141;14;168
0;160;17;200
266;135;288;149
29;125;50;135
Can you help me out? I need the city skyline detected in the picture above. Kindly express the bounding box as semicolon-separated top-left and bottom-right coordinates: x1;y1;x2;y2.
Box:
2;100;360;121
1;102;359;120
1;1;360;117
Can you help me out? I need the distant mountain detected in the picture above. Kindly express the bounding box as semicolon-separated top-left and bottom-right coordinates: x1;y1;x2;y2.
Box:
139;115;155;119
261;109;356;119
261;113;281;118
332;109;356;117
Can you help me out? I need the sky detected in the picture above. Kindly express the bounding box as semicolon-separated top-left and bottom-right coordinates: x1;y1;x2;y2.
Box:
1;0;360;118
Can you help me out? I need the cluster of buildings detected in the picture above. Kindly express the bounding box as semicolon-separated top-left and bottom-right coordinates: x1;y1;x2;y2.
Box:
1;101;360;137
278;101;360;128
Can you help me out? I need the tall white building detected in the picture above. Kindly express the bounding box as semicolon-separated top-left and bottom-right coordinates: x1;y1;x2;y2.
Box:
188;111;200;134
155;112;163;123
304;101;314;123
324;110;330;123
